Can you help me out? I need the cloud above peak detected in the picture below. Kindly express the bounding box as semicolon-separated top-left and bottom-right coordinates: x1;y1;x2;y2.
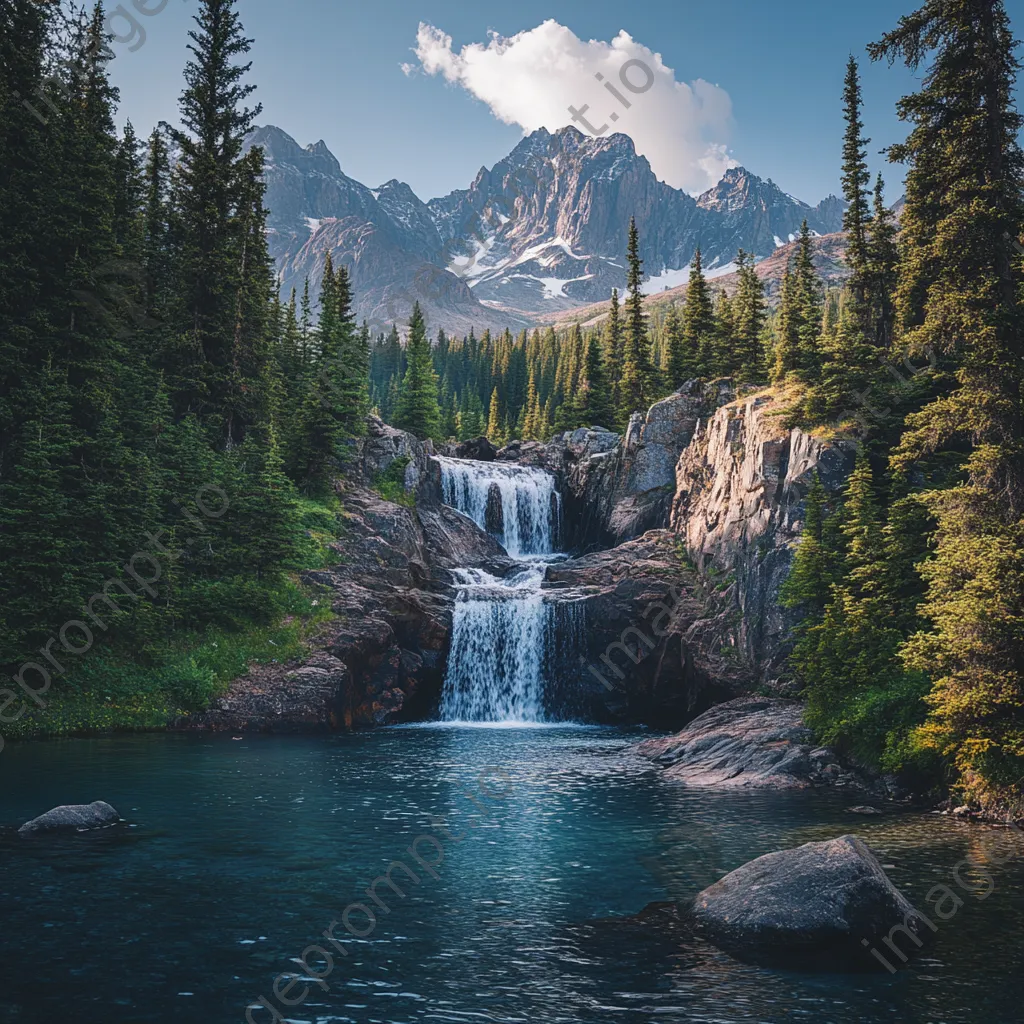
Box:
404;20;738;194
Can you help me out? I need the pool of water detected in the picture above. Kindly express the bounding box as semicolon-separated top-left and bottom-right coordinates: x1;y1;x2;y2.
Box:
1;726;1021;1023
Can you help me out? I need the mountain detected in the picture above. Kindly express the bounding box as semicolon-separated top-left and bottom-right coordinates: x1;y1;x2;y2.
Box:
247;126;512;337
538;232;854;331
249;124;846;333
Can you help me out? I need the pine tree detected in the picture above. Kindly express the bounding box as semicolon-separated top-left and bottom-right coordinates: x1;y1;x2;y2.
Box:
841;56;872;302
394;302;441;441
143;126;172;320
682;247;716;377
167;0;262;437
793;221;823;379
580;333;613;428
780;473;843;625
291;256;362;491
486;386;505;444
841;447;886;598
772;263;801;382
619;217;654;420
732;250;766;382
664;304;690;388
866;174;899;350
871;0;1024;802
602;288;624;419
805;290;882;423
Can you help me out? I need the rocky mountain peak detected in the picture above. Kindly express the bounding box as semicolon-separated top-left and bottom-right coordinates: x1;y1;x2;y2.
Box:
252;123;850;334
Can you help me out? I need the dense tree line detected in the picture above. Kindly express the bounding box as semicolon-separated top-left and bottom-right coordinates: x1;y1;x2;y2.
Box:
780;3;1024;814
0;0;367;728
369;221;769;442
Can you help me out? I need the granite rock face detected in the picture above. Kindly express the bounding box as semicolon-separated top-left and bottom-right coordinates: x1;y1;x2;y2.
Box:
358;415;442;505
636;696;878;790
544;530;739;727
671;390;856;682
19;801;120;836
554;384;714;551
691;835;931;970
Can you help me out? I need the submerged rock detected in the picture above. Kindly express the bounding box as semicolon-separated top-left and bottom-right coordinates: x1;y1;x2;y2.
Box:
19;801;120;836
691;835;931;970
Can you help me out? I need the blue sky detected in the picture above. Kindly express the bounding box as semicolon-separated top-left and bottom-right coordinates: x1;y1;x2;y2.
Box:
108;0;1024;204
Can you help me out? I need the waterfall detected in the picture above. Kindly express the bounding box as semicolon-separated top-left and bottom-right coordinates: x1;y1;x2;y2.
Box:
439;565;551;723
434;457;577;725
435;456;560;557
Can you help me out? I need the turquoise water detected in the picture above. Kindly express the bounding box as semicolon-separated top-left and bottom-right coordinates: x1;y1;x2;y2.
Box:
1;726;1022;1023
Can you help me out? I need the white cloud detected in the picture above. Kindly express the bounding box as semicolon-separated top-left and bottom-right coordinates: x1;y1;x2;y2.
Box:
405;20;738;194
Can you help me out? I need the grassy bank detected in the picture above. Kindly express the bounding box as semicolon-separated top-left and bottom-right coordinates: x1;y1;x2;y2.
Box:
3;498;340;744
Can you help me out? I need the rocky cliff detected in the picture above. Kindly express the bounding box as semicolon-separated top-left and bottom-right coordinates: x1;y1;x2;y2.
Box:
180;384;856;737
670;390;855;682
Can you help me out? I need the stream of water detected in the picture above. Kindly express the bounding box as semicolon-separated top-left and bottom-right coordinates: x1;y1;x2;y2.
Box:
435;457;580;725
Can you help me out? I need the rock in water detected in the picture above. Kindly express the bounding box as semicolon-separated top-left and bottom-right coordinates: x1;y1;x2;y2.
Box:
19;801;120;836
636;696;817;789
484;482;505;537
691;835;931;971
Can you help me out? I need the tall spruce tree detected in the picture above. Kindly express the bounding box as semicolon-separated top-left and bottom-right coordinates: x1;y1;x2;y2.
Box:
580;333;614;428
682;248;716;377
619;217;654;420
168;0;262;440
394;302;441;441
841;57;873;302
867;174;900;350
732;250;766;382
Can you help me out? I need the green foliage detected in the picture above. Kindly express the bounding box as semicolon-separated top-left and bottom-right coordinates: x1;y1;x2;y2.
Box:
373;456;415;507
0;0;342;741
4;575;331;741
394;302;442;441
866;0;1024;808
619;217;656;420
786;457;932;773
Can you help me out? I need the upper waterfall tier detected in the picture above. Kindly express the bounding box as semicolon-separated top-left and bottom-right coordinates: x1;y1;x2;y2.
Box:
434;457;560;558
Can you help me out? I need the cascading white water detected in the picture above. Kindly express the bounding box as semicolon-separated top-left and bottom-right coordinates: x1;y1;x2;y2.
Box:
434;456;570;724
439;565;550;723
434;456;559;557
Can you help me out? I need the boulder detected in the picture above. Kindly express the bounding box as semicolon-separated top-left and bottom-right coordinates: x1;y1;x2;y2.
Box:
637;695;876;792
637;696;816;789
691;835;932;970
19;801;120;836
454;436;497;462
358;415;442;505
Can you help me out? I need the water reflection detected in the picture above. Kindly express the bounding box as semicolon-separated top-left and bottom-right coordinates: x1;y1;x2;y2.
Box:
0;727;1021;1024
